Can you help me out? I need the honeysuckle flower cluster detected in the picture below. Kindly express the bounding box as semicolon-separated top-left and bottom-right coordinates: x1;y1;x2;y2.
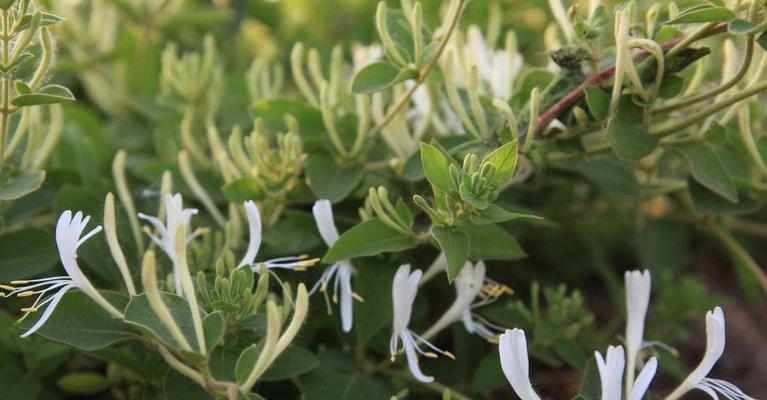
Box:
497;269;756;400
310;199;362;333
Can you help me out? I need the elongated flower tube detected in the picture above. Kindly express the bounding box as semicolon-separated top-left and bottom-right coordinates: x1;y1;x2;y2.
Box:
310;200;360;332
240;200;319;272
499;328;541;400
390;264;453;383
2;211;123;338
422;261;511;341
138;193;201;296
665;307;755;400
596;345;626;400
624;270;651;393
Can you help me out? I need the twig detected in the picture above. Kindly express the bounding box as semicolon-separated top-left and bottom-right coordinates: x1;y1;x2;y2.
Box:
532;22;728;138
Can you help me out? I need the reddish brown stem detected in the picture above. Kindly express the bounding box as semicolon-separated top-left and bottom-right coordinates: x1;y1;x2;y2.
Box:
532;22;728;137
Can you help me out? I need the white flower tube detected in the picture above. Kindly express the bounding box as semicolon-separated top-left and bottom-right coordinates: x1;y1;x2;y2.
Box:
596;345;626;400
665;307;755;400
499;328;541;400
624;270;651;393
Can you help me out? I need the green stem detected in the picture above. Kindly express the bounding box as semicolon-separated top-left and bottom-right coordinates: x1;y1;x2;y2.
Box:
707;222;767;294
0;10;10;163
650;80;767;137
655;34;755;115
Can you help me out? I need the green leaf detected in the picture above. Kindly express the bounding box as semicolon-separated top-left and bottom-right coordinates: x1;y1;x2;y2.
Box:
57;372;110;396
420;142;456;194
688;178;758;215
481;140;518;186
351;61;405;94
203;312;225;352
301;351;391;400
11;84;75;107
576;358;601;400
323;219;415;263
583;86;609;119
0;170;45;200
0;227;57;281
658;75;685;99
0;365;41;400
164;370;211;400
124;293;208;355
15;12;64;31
18;291;134;351
14;80;30;95
666;5;735;24
728;18;754;34
221;177;263;203
758;32;767;51
469;204;542;225
607;96;657;161
703;122;727;145
431;227;470;281
261;345;319;381
462;224;525;260
674;142;737;202
353;262;396;345
234;345;258;385
306;153;364;203
575;155;641;200
472;350;507;392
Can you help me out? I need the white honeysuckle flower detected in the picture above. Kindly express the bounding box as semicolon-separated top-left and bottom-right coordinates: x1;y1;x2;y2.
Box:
310;199;360;333
422;261;511;341
139;193;201;295
2;211;123;338
624;270;651;392
390;264;453;383
240;200;320;272
464;26;520;100
596;345;626;400
664;307;756;400
499;328;542;400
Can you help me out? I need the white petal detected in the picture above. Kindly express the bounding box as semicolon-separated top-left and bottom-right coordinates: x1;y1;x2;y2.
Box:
628;357;657;400
402;332;433;383
20;285;74;338
239;200;262;267
338;262;353;332
312;200;340;245
499;329;541;400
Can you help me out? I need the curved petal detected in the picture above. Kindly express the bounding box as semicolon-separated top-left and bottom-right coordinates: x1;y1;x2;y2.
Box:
239;200;262;267
312;200;340;245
